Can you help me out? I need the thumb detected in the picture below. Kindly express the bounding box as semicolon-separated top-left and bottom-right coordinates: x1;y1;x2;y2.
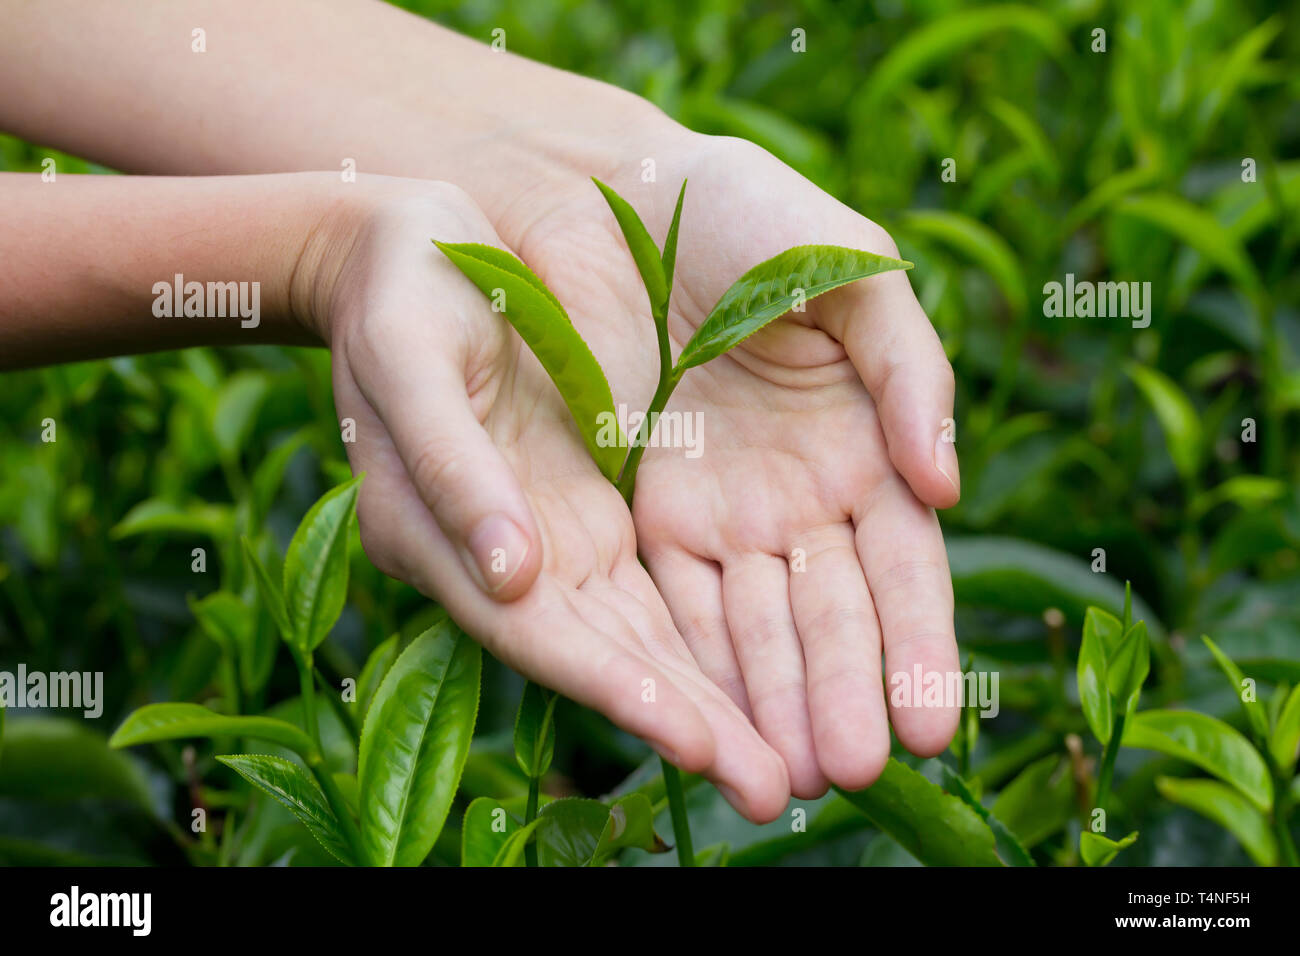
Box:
355;345;543;602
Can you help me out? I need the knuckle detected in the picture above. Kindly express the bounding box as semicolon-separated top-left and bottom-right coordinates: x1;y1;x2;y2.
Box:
408;438;469;517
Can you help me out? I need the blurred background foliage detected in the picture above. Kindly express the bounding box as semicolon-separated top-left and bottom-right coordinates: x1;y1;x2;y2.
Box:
0;0;1296;865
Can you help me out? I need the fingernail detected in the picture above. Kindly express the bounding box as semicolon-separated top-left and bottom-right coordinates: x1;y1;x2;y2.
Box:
651;743;682;766
716;784;744;811
934;431;960;497
463;513;531;594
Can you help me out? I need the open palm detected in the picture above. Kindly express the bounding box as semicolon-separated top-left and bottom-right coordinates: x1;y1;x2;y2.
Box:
323;180;789;821
512;137;963;797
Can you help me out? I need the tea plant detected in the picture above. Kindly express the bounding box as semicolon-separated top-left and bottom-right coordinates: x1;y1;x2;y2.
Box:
436;177;912;861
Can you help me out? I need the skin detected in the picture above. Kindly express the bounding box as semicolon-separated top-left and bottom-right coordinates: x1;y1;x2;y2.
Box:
0;0;962;819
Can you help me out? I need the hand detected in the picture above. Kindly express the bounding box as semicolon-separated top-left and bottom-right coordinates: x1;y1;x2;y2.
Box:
505;134;962;797
307;176;791;820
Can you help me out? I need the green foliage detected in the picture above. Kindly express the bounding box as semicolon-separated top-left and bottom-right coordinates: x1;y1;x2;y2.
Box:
2;0;1297;869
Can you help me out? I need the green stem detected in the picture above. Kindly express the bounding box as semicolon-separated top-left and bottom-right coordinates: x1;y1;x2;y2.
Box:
617;368;682;506
1095;711;1126;813
298;654;319;745
1271;771;1298;867
661;758;695;866
524;776;540;868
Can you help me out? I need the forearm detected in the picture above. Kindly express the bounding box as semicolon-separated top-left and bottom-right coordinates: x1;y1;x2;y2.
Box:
0;0;677;241
0;172;345;368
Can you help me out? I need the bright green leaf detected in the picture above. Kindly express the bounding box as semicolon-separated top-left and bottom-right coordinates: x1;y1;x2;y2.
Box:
1268;684;1300;775
358;618;481;866
1201;635;1269;746
282;474;363;656
1106;620;1150;714
1122;710;1272;813
432;241;623;480
1080;830;1138;867
675;245;912;371
592;177;669;316
1126;363;1202;482
1078;608;1118;744
109;703;315;757
1155;776;1277;867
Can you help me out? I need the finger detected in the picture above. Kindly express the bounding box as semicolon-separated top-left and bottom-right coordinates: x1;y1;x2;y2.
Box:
641;548;752;718
589;566;791;823
334;365;715;768
342;432;717;769
854;480;960;756
819;263;960;509
348;325;542;602
789;523;890;790
722;552;827;799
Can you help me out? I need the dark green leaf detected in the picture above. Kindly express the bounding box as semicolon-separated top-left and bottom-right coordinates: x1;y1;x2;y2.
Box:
836;758;1004;866
242;536;292;643
940;766;1034;866
513;682;558;779
217;754;354;866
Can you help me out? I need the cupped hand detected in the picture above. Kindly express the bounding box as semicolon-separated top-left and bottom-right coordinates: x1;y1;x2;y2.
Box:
507;135;962;797
307;177;790;820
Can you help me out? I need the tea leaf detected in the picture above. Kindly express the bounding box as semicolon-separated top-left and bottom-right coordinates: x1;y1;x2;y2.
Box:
940;765;1035;866
109;703;315;758
1155;776;1277;867
242;536;292;645
1122;709;1272;812
513;681;558;779
1106;620;1149;715
217;754;354;865
433;241;623;480
1079;830;1138;867
1268;683;1300;775
836;758;1004;866
461;796;516;867
1201;636;1269;746
533;794;666;866
1078;609;1117;744
1126;363;1202;482
592;178;669;316
661;179;688;294
675;245;911;371
282;474;363;656
358;618;481;866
